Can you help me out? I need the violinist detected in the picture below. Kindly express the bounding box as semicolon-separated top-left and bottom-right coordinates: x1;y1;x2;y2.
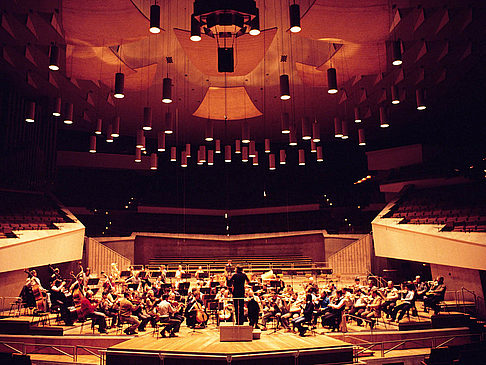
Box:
156;294;182;338
97;290;118;328
291;293;315;336
313;290;330;326
129;291;151;332
379;281;399;318
175;265;185;290
79;291;107;333
118;292;141;335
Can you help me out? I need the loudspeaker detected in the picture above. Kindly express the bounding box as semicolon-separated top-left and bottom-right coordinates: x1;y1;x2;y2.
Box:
218;47;234;73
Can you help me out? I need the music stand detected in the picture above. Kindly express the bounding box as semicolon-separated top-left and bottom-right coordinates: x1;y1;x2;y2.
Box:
182;273;192;279
131;265;144;271
151;271;161;277
198;272;209;279
138;271;147;279
210;282;220;288
200;287;211;295
166;272;176;278
120;270;130;278
87;278;99;286
127;284;138;291
90;288;100;296
273;269;282;275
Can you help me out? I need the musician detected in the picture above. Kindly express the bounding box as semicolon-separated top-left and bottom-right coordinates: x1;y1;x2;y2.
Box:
118;292;141;335
175;265;185;289
321;290;346;332
291;293;315;336
156;294;182;337
360;289;382;329
79;291;107;333
390;283;416;322
50;279;74;325
348;289;368;326
380;281;399;318
423;276;446;315
312;290;330;326
195;266;205;285
185;288;206;329
413;275;429;301
97;291;118;328
228;266;250;325
110;263;120;281
129;291;151;332
246;289;260;328
225;260;234;277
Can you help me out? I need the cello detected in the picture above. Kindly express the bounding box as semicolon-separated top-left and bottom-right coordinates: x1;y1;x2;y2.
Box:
195;300;208;324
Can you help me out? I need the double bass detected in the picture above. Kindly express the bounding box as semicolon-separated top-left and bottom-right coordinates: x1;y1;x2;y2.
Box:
24;269;47;312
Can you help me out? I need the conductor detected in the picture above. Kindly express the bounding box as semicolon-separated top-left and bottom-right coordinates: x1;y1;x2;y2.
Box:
228;266;250;325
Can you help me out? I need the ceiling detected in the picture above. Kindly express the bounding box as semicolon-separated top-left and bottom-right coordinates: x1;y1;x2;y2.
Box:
1;0;484;150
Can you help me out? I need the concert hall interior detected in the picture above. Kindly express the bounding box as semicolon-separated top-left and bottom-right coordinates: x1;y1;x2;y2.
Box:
0;0;485;364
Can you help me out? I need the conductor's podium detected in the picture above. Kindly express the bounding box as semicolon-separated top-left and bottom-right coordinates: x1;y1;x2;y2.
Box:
219;322;253;342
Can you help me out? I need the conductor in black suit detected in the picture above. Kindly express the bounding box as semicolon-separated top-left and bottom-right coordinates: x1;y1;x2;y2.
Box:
228;266;250;325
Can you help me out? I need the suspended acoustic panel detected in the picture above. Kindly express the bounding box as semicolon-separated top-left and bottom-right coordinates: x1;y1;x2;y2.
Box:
300;0;388;43
193;87;262;121
66;45;158;91
174;27;277;76
62;0;158;46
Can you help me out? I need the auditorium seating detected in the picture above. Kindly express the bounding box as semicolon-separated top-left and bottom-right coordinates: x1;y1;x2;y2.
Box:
383;184;486;233
0;190;74;238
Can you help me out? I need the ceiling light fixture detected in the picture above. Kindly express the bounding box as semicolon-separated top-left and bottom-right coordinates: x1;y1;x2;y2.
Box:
63;103;73;124
416;89;426;110
289;4;301;33
143;107;152;131
354;107;361;123
95;118;102;135
249;8;260;36
358;129;366;146
53;97;61;117
25;101;35;122
190;14;201;41
392;40;402;66
298;149;305;165
89;136;96;153
162;77;172;103
149;4;161;34
280;74;290;100
391;85;400;104
264;138;271;153
114;72;125;99
48;44;60;71
327;67;338;94
334;117;342;137
379;106;389;128
112;116;120;137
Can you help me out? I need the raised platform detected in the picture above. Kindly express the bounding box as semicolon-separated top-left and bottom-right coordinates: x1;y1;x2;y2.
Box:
106;330;354;365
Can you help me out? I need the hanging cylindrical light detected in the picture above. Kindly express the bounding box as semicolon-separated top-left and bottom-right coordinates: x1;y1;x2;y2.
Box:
185;143;191;158
341;120;349;139
391;85;400;104
150;153;158;170
141;135;146;150
354;107;362;123
327;67;338;94
190;14;201;41
264;138;271;153
135;148;142;162
181;151;188;167
392;40;402;66
53;97;61;116
158;131;166;151
269;154;276;170
170;146;177;161
334;117;342;137
25;101;35;122
205;119;214;141
235;139;241;154
48;44;60;71
298;149;305;165
249;8;260;36
215;139;221;153
224;145;231;162
253;151;259;166
162;77;172;103
289;4;301;33
149;4;161;34
416;89;426;110
106;125;114;142
312;121;320;142
317;146;323;162
358;129;366;146
143;107;152;131
311;141;317;153
63;103;73;124
112;116;120;137
249;141;256;158
95;118;102;134
279;149;286;165
242;121;250;143
289;130;297;146
208;150;214;165
280;74;290;100
196;149;202;165
136;129;144;148
380;106;389;128
114;72;125;99
242;146;249;162
200;145;206;162
281;112;290;134
301;117;311;140
89;136;96;153
164;111;173;134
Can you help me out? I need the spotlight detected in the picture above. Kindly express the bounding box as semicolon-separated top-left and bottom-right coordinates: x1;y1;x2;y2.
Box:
190;14;201;41
249;9;260;36
48;44;60;71
327;68;338;94
392;40;402;66
162;77;172;103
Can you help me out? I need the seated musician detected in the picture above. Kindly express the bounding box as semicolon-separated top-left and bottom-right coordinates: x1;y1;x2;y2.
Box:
185;288;206;329
97;290;118;328
156;294;182;337
321;289;346;332
291;293;315;337
79;291;107;333
50;279;74;325
224;260;234;279
360;289;382;329
118;292;141;335
414;275;429;301
246;289;261;328
390;283;416;322
195;266;205;281
110;263;120;281
348;289;369;326
312;290;330;326
380;281;399;318
129;291;152;331
175;265;185;289
423;276;446;315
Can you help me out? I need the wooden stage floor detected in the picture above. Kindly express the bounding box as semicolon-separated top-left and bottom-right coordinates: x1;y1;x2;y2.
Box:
107;326;354;365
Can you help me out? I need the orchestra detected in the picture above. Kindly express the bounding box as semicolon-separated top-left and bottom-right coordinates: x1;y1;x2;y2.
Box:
16;261;444;338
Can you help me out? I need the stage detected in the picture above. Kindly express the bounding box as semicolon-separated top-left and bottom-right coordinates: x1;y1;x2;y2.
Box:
106;327;354;365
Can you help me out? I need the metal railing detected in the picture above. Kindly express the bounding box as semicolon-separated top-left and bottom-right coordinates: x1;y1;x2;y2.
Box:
0;341;104;364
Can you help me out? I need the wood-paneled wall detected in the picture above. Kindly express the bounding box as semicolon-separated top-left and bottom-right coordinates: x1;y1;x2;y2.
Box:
328;234;373;275
84;237;131;275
